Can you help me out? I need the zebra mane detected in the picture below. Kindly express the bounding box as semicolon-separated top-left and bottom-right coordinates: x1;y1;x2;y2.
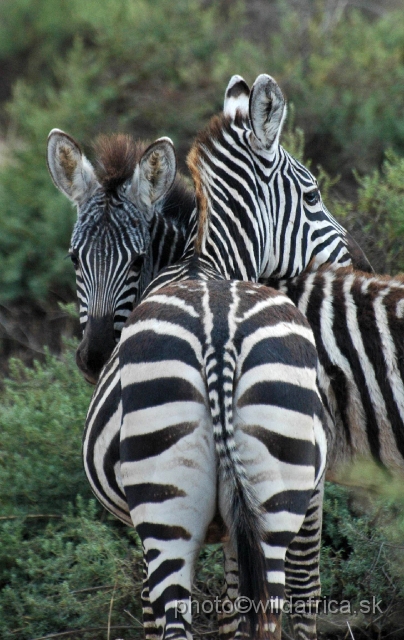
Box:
187;112;248;253
93;134;147;192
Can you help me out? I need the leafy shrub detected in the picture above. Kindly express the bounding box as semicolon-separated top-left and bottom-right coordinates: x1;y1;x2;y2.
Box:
0;500;143;640
0;345;226;638
321;476;404;636
0;0;261;302
271;3;404;174
2;1;404;302
0;341;92;515
2;344;404;636
354;150;404;275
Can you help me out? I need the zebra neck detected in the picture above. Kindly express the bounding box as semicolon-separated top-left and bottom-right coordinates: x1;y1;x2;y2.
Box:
149;208;197;274
196;221;262;282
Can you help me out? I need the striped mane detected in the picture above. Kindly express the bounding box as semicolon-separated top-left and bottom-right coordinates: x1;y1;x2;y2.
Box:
186;112;248;254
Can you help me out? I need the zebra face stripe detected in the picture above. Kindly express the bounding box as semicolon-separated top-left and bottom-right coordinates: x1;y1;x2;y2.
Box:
71;190;151;381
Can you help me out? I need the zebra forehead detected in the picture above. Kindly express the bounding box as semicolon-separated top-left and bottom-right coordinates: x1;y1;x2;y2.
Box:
72;194;148;243
78;199;138;226
93;134;148;192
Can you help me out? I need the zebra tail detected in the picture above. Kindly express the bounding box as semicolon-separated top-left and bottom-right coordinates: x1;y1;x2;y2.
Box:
207;347;269;639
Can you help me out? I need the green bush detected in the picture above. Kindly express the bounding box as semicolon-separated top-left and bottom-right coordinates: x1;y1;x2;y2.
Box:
354;150;404;275
1;345;404;636
320;477;404;635
0;0;261;302
271;3;404;174
0;342;92;515
0;501;143;640
0;345;143;638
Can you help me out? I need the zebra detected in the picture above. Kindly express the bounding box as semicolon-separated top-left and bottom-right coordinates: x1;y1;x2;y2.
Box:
47;129;195;383
266;265;404;481
85;258;327;640
46;73;371;384
80;75;339;640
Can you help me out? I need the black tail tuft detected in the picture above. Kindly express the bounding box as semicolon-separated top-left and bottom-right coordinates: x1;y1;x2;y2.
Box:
231;476;269;639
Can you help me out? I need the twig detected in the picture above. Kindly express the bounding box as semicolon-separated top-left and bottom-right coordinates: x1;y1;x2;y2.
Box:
124;609;144;628
344;524;404;549
0;514;62;521
347;621;356;640
107;581;118;640
30;627;133;640
370;542;384;571
0;315;48;356
383;625;404;639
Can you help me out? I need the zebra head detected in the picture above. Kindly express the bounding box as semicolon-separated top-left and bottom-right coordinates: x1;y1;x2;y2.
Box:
47;130;177;383
190;73;371;279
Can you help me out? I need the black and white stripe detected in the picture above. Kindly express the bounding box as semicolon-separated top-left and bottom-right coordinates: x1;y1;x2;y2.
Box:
268;266;404;479
186;74;364;283
49;74;374;639
47;130;195;383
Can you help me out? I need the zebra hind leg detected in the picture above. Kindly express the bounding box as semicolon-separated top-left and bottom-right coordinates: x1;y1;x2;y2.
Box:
141;553;159;640
218;540;250;640
284;478;325;640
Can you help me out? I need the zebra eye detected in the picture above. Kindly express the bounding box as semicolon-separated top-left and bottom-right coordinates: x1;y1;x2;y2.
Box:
69;253;80;269
130;255;144;271
304;189;320;206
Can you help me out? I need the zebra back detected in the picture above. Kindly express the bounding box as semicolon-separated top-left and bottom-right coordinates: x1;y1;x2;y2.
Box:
86;275;326;638
272;265;404;479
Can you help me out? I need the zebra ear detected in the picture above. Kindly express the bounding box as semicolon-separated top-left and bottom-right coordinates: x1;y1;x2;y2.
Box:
47;129;99;205
129;137;177;220
223;75;250;119
249;74;286;150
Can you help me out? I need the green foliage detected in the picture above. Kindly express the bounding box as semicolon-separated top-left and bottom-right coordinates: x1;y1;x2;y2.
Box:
0;0;259;302
321;476;404;632
354;150;404;274
0;345;226;638
0;500;143;640
2;342;404;635
272;2;404;173
0;345;143;638
0;341;93;515
2;1;404;302
281;103;306;164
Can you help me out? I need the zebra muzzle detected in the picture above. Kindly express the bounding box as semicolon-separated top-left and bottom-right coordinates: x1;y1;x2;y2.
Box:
76;315;116;383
